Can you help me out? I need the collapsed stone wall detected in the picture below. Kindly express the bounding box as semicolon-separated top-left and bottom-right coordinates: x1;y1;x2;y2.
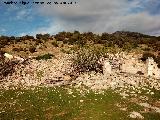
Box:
121;58;146;75
105;52;160;79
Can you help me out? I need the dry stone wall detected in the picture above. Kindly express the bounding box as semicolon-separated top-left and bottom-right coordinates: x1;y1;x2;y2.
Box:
104;52;160;79
121;58;146;75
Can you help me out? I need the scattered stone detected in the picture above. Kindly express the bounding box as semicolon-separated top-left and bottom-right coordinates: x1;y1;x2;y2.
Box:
139;103;160;113
120;92;129;98
153;107;160;113
139;96;149;101
80;100;84;103
129;111;144;119
139;103;151;108
120;108;127;111
4;53;13;60
63;75;71;81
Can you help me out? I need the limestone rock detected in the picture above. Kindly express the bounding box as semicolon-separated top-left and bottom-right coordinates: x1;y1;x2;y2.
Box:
129;111;144;119
103;59;112;76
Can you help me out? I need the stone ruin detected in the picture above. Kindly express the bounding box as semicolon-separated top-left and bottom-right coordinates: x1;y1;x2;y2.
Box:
120;57;146;75
103;59;112;77
102;53;160;79
146;57;160;79
1;52;160;81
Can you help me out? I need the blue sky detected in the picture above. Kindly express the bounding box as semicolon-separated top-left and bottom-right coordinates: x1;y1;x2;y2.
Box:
0;0;53;36
0;0;160;36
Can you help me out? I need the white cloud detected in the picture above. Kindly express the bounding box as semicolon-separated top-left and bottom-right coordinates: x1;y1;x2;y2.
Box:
0;28;7;32
32;0;160;35
32;22;62;35
15;9;33;20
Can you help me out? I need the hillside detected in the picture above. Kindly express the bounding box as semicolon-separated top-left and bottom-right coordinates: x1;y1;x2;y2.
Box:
0;31;160;119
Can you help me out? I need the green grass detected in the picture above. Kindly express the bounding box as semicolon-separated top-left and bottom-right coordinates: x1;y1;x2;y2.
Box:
0;86;159;120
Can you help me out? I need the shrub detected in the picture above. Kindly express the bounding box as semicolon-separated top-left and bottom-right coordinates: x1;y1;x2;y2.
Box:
155;56;160;68
54;31;67;41
35;39;43;44
141;53;160;68
61;44;64;47
142;47;150;51
42;34;50;41
101;32;109;40
60;49;71;54
29;47;36;53
137;71;144;75
35;53;54;60
12;47;24;52
52;41;59;47
12;48;20;52
0;50;5;65
141;52;156;62
72;46;108;73
0;60;18;79
21;35;34;40
36;34;50;41
122;42;138;51
36;34;43;39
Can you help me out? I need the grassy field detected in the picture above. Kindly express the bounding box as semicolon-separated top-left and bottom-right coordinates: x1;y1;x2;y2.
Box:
0;86;160;120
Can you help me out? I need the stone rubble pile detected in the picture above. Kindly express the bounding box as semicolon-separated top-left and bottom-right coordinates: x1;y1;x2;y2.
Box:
0;53;74;89
72;71;160;98
0;52;160;95
129;111;144;119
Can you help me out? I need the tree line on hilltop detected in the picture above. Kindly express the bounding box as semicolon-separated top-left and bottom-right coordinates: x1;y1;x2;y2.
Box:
0;31;160;52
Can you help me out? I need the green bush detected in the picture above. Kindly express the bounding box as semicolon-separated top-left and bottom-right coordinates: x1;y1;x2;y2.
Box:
36;34;50;41
72;46;108;73
35;53;54;60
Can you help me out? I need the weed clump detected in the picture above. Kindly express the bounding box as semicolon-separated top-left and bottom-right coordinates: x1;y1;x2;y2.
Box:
35;53;54;60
